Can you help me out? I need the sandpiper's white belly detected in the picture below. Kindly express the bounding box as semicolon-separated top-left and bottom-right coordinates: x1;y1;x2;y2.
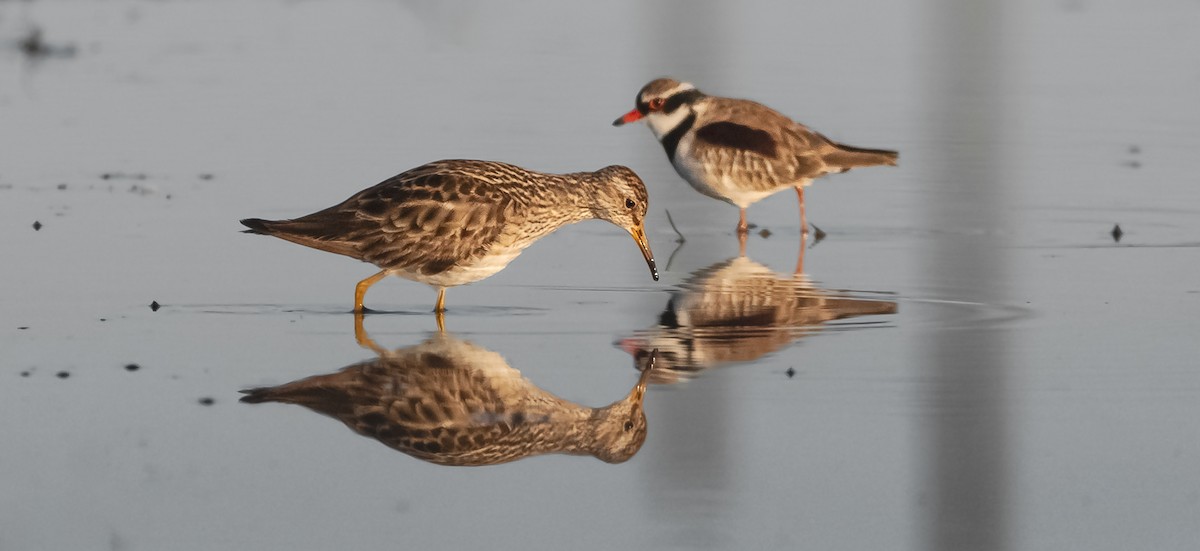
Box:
392;247;524;289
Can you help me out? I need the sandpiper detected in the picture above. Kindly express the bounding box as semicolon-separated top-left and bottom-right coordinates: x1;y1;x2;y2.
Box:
614;78;898;234
242;159;658;317
241;324;658;466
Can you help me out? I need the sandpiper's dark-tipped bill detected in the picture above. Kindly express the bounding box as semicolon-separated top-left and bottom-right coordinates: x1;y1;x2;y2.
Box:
613;108;643;127
629;224;658;280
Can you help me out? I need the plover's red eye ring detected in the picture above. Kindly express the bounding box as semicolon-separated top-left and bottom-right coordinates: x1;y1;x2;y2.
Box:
648;98;665;111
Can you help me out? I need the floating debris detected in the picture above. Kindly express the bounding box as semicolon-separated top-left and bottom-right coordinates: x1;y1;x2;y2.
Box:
20;371;31;378
101;172;148;181
32;221;42;231
56;371;70;379
198;173;214;180
128;183;157;196
17;326;29;330
758;228;772;239
56;183;68;190
198;397;215;406
125;364;140;372
1111;224;1123;243
1129;144;1141;155
664;209;686;243
785;367;796;378
18;27;78;59
150;301;160;312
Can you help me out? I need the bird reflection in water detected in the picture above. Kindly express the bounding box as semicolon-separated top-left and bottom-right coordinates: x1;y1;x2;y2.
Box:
241;315;657;466
620;254;897;383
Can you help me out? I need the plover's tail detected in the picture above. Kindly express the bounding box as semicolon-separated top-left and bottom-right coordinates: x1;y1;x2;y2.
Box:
821;141;899;170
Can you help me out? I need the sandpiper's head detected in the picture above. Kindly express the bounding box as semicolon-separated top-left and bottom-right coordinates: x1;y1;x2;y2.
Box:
591;350;657;463
612;78;703;139
591;165;658;281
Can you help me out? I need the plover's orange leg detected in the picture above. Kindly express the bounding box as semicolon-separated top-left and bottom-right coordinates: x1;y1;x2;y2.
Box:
353;311;387;354
794;227;807;275
737;208;749;234
354;270;388;312
794;186;808;235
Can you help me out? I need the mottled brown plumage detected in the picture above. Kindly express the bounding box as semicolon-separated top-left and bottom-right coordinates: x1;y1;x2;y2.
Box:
614;78;897;233
242;159;657;314
619;255;897;384
241;330;657;466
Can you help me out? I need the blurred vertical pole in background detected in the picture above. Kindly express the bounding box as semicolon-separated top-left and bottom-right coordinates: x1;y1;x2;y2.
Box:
639;1;734;548
921;1;1013;550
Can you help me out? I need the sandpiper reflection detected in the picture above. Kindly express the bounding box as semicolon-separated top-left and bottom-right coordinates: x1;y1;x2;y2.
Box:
620;255;897;383
241;317;656;466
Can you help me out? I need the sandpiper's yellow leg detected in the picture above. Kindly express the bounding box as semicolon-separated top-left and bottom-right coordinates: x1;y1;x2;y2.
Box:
435;310;446;333
354;270;389;312
435;288;446;313
353;311;387;354
738;230;748;258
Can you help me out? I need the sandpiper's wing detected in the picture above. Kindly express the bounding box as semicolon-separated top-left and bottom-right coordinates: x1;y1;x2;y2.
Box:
244;161;517;275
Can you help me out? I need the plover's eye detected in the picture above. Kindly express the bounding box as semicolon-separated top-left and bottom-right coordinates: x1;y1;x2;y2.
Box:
625;198;636;209
648;98;665;111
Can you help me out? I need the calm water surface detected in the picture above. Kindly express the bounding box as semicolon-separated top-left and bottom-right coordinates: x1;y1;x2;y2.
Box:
2;1;1198;550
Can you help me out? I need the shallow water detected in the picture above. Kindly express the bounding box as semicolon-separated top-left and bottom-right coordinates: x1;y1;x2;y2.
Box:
3;1;1199;550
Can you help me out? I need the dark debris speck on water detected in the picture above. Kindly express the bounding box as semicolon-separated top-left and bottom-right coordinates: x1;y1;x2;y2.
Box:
18;326;29;330
125;363;140;372
32;221;42;231
758;228;772;238
150;301;160;312
1111;224;1124;243
101;172;148;181
56;371;71;379
198;397;215;406
20;371;31;378
785;367;796;378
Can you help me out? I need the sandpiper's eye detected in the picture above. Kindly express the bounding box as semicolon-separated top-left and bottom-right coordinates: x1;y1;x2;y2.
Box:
623;421;634;432
625;198;636;209
648;98;665;111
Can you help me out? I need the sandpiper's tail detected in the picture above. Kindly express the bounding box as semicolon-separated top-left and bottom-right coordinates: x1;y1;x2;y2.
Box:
240;218;277;235
239;216;360;259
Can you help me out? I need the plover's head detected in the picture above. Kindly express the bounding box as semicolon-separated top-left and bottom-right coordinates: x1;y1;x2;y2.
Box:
612;78;703;139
